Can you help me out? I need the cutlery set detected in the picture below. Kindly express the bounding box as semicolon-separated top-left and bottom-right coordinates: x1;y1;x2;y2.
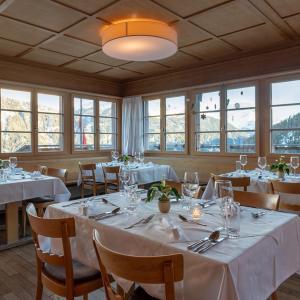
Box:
124;214;155;229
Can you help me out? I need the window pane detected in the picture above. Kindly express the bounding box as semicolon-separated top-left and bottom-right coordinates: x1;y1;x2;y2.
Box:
74;116;94;133
145;99;160;116
99;101;116;117
196;133;220;152
100;134;115;149
74;134;94;150
272;105;300;129
144;116;160;133
166;115;185;132
227;131;255;153
144;134;160;151
74;98;94;115
1;89;31;111
38;93;61;113
1;111;31;131
1;132;31;153
195;91;220;112
38;113;62;132
166;96;185;114
227;109;255;130
272;80;300;105
271;130;300;154
38;133;63;152
99;117;116;133
226;86;255;109
196;112;220;132
166;133;185;152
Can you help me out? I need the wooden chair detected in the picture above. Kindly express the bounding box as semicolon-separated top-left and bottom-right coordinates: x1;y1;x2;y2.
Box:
102;166;120;194
211;174;251;191
233;190;279;210
38;165;48;175
26;203;102;300
79;163;104;198
271;180;300;212
165;180;204;199
93;229;183;300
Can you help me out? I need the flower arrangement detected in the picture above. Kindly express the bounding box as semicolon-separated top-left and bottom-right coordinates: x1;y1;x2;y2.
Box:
146;181;180;202
119;154;129;163
271;156;290;176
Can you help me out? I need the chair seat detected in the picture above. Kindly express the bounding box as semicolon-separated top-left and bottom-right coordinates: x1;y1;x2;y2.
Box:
84;180;103;186
28;196;55;203
130;286;158;300
44;260;101;284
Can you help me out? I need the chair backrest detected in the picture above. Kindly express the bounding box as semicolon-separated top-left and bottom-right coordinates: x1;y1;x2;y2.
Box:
26;203;76;284
47;167;68;184
102;166;120;184
211;174;250;191
79;162;96;184
93;229;183;300
38;165;48;175
165;180;202;199
233;190;279;210
271;180;300;195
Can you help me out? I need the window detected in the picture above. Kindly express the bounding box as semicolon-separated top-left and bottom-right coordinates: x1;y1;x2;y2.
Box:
225;86;256;153
270;79;300;154
74;97;95;151
37;93;64;152
165;96;185;152
99;100;117;150
194;90;221;152
144;99;161;151
144;95;186;152
0;88;32;153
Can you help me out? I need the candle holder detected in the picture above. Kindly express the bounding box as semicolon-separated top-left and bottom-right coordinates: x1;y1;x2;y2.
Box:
191;203;202;220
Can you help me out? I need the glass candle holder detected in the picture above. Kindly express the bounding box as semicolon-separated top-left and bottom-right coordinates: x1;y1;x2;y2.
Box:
191;204;202;220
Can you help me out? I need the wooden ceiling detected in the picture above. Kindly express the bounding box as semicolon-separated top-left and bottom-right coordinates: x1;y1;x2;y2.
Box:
0;0;300;83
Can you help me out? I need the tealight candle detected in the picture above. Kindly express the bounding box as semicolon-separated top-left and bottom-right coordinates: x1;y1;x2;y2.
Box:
191;204;202;220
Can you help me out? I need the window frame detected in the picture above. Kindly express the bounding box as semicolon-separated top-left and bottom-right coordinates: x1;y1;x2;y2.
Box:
143;92;188;154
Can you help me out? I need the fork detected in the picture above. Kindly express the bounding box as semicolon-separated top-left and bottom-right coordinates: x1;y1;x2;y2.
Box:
124;214;155;229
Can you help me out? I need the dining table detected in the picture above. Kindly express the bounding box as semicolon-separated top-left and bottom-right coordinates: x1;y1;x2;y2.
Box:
203;169;300;205
77;162;179;186
0;171;70;247
45;192;300;300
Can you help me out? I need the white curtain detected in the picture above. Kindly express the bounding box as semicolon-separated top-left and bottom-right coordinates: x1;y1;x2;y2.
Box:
122;96;144;155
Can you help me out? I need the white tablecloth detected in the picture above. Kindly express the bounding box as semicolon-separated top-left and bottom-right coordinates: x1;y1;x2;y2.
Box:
0;174;70;205
77;162;179;186
46;193;300;300
203;170;300;205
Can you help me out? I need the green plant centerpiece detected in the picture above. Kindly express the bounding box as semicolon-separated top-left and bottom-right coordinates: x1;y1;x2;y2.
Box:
146;181;180;213
119;154;129;165
271;156;290;179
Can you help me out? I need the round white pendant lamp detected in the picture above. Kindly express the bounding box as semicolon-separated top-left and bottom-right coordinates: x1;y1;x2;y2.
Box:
100;19;178;61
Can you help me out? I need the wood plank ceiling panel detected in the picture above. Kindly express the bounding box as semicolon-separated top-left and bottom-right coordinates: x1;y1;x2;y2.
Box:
66;59;110;73
265;0;300;18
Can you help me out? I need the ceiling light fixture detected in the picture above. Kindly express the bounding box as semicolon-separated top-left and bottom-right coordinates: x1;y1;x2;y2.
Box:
100;19;178;61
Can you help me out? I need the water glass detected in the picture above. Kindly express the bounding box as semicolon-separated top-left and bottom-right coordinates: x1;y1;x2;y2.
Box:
183;171;199;198
225;201;240;239
9;156;17;175
181;184;192;211
235;161;241;173
139;152;144;165
214;180;233;214
111;151;119;164
258;156;267;174
240;155;247;172
290;156;299;176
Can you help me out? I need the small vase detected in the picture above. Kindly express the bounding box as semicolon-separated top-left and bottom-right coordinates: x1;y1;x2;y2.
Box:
277;170;285;180
158;199;170;213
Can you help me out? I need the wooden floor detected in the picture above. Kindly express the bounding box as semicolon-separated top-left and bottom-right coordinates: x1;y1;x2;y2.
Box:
0;244;299;300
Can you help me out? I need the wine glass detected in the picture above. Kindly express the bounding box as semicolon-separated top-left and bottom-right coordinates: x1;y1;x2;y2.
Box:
111;151;119;165
240;155;247;172
290;156;299;176
139;152;144;165
119;167;130;195
9;157;17;175
214;180;233;214
258;156;267;175
134;152;140;164
183;172;199;198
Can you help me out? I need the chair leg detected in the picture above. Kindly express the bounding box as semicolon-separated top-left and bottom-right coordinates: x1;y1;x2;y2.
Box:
35;284;43;300
22;204;27;237
83;295;88;300
271;292;278;300
37;207;44;218
81;185;84;198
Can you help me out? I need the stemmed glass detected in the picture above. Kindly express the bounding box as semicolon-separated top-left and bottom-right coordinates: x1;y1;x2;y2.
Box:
240;155;247;173
134;152;140;164
290;156;299;176
9;157;17;175
139;152;144;165
111;151;119;165
183;172;199;198
258;156;267;176
119;167;130;196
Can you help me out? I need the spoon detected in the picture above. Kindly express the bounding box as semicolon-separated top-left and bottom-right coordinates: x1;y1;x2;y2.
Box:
90;207;120;219
188;230;220;251
178;214;207;226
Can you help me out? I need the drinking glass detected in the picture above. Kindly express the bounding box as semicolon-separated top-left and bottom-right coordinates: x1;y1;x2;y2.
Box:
235;161;241;173
119;167;130;195
9;157;17;175
139;152;144;165
240;155;247;172
214;180;233;214
181;184;192;211
111;151;119;165
225;201;240;239
290;156;299;176
134;152;140;164
183;172;199;198
258;156;267;174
